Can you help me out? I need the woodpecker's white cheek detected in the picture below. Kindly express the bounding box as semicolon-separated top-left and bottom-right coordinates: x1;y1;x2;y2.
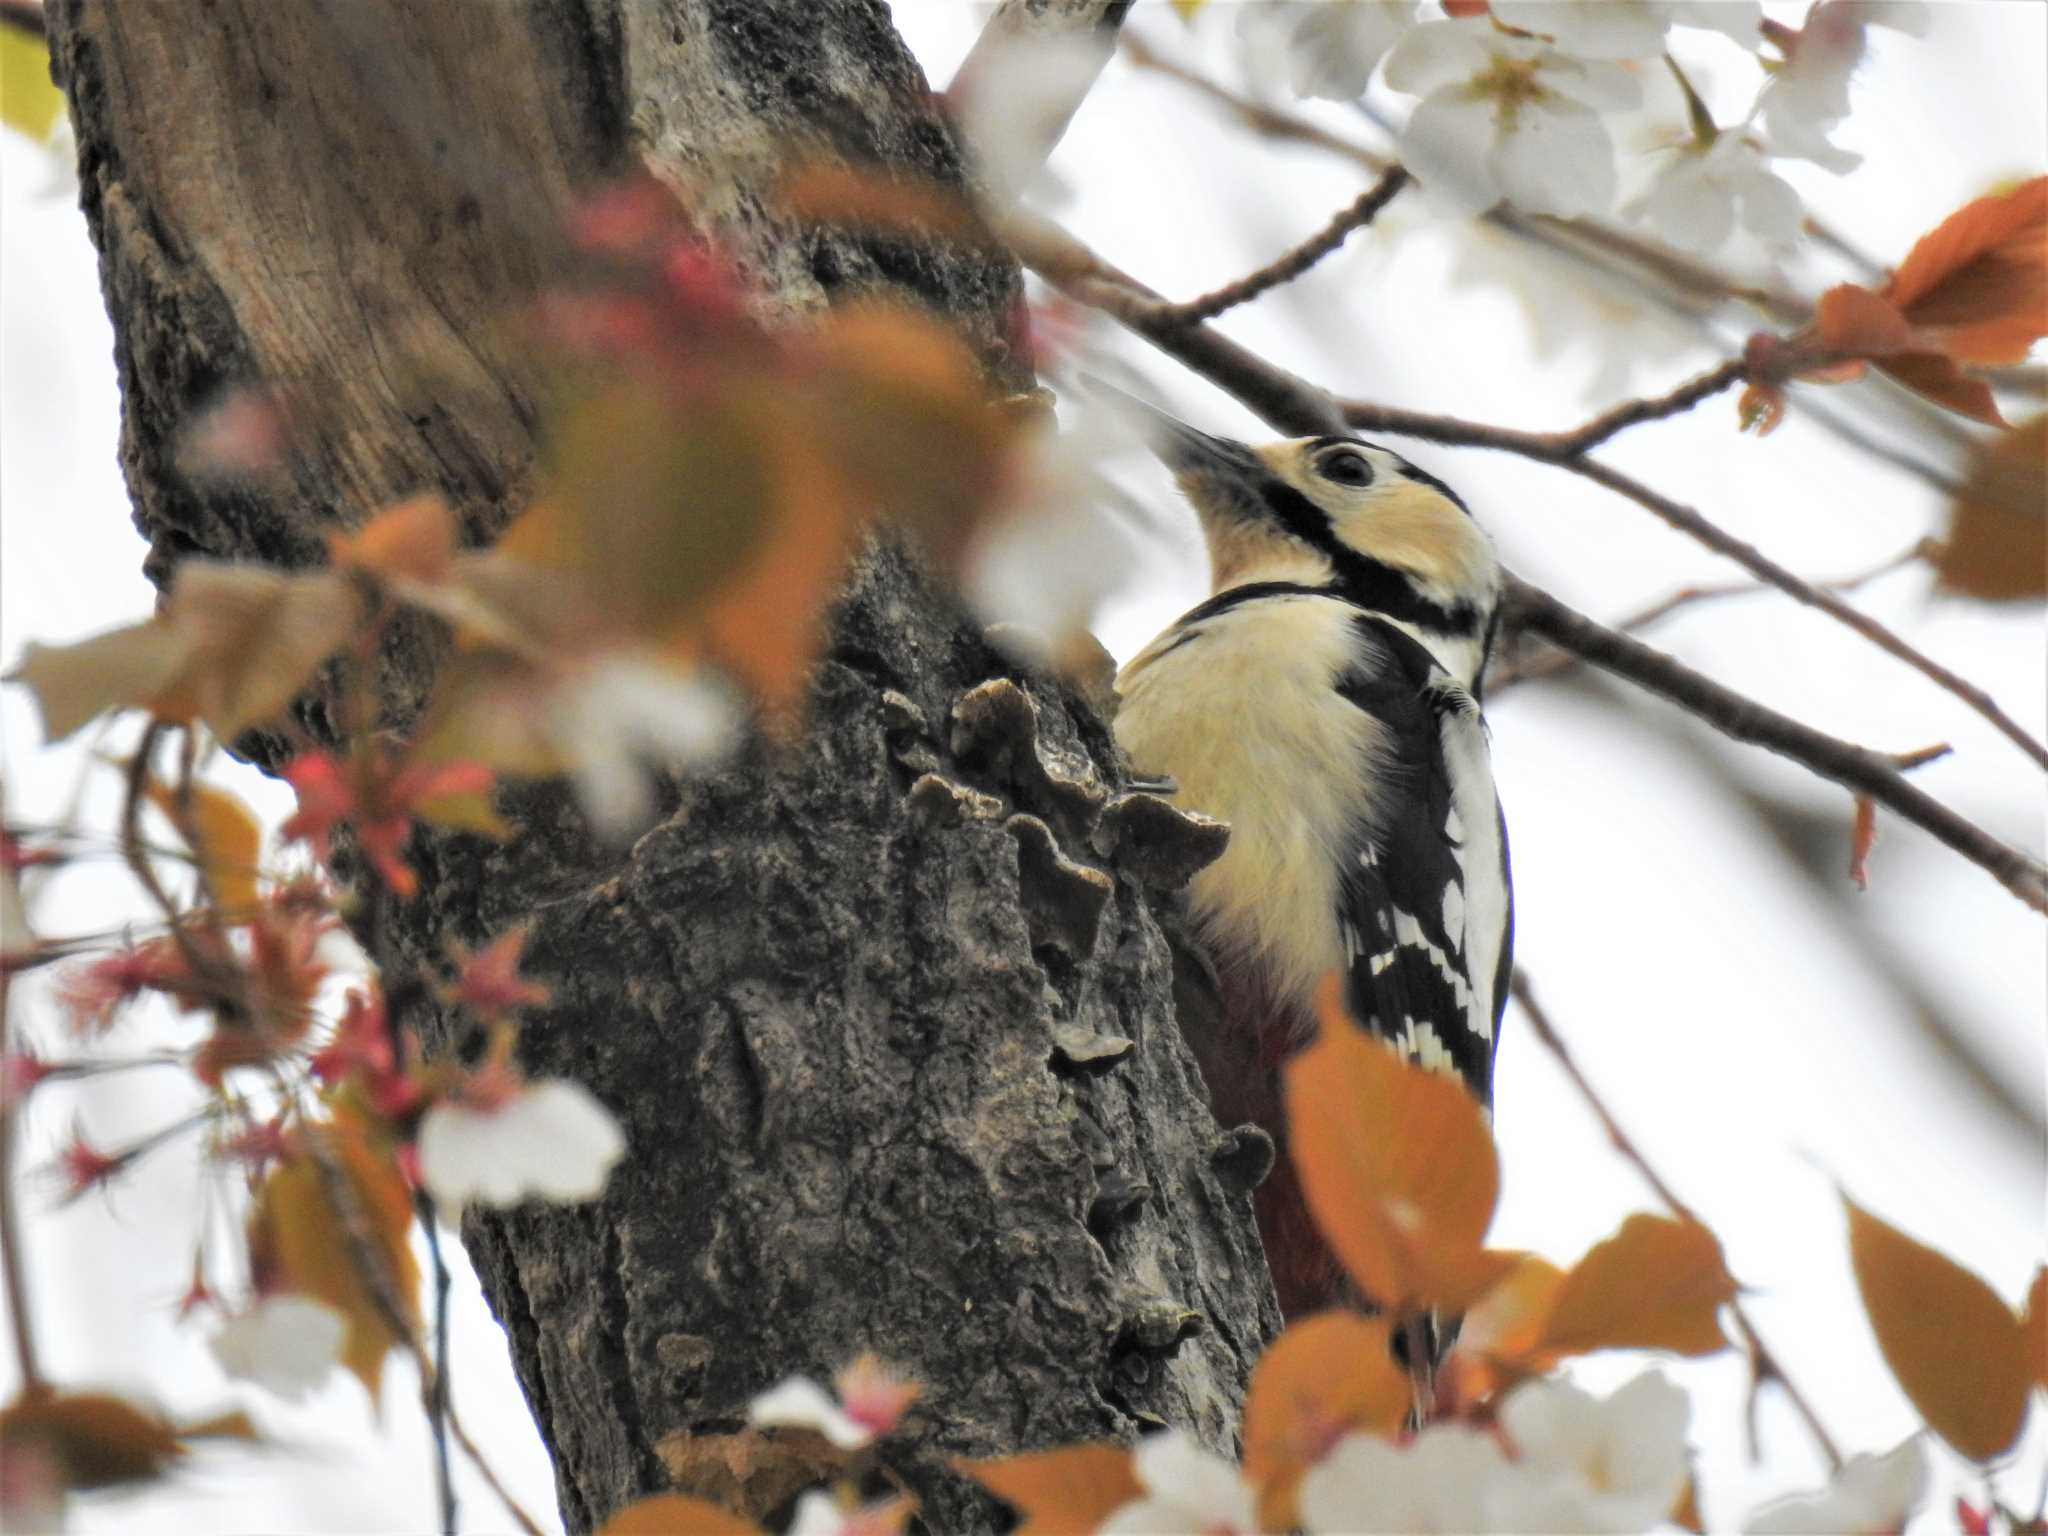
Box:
1116;595;1388;1000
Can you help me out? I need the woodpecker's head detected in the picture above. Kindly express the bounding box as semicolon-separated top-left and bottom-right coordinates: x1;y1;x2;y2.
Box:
1129;397;1502;689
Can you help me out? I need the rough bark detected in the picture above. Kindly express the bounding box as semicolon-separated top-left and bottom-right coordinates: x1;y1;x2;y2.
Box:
45;2;1279;1530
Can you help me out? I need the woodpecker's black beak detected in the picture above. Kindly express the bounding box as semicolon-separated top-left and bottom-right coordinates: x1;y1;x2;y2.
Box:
1088;378;1262;481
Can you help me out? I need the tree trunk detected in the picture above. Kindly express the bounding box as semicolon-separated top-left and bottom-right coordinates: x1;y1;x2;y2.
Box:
45;2;1278;1529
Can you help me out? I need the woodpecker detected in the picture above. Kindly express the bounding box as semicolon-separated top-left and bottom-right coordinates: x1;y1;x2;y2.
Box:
1110;397;1512;1321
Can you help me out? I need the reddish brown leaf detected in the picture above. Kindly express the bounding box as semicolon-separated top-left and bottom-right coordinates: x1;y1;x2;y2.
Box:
1440;1252;1565;1406
144;774;265;917
1887;177;2048;366
1874;352;2005;428
1286;978;1515;1315
1935;416;2048;601
1243;1311;1408;1529
1849;795;1879;891
0;1389;187;1491
956;1444;1141;1536
1815;284;1916;357
598;1494;760;1536
2020;1267;2047;1393
1844;1195;2030;1461
1736;383;1786;437
1540;1213;1737;1358
328;493;457;587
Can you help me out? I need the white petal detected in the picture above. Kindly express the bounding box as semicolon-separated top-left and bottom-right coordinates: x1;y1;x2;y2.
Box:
1636;150;1737;250
1865;1;1931;36
748;1377;872;1449
552;656;741;839
1500;1372;1691;1533
1287;1;1417;101
1737;165;1804;245
955;31;1111;206
1745;1440;1929;1534
786;1490;852;1536
208;1295;347;1402
1545;55;1644;113
1400;91;1504;216
418;1079;625;1208
1668;0;1765;45
1491;97;1618;218
1382;19;1490;95
1302;1427;1520;1534
1492;1;1668;59
1131;1429;1257;1530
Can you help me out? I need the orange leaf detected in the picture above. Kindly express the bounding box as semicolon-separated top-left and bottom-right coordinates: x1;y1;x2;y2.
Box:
1286;977;1514;1314
2021;1267;2047;1394
0;1389;186;1491
328;493;457;586
1814;284;1916;358
1935;415;2047;601
1440;1253;1566;1406
1541;1213;1737;1358
693;398;865;715
1874;352;2005;428
144;774;264;916
1843;1195;2030;1461
1736;383;1786;436
1243;1311;1408;1530
956;1443;1141;1536
598;1494;760;1536
250;1117;421;1402
1849;795;1879;891
1887;176;2048;366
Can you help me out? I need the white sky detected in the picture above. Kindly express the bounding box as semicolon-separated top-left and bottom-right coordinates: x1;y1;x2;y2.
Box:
2;3;2043;1532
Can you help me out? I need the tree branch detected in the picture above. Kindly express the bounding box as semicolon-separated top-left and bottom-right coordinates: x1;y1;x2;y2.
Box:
1008;216;2048;914
1159;167;1410;326
1506;582;2048;914
1495;540;1934;691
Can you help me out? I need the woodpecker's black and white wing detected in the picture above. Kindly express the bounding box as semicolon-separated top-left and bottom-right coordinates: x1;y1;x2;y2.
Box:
1334;618;1512;1105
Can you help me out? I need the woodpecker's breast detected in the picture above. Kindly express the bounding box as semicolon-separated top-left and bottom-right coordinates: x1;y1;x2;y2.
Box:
1115;590;1391;1006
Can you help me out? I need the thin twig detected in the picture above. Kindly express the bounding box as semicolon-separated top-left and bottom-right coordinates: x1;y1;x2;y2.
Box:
358;879;458;1536
0;970;41;1390
445;1393;548;1536
1159;167;1411;326
1495;538;1934;690
1508;581;2048;915
1509;972;1845;1472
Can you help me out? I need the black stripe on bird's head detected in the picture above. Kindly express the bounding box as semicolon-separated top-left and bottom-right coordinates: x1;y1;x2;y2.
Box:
1106;389;1502;675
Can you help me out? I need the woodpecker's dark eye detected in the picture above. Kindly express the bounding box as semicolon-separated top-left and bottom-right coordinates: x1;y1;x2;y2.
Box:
1316;448;1374;487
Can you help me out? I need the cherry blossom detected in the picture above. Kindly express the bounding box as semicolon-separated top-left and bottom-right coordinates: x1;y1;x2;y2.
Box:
1099;1428;1257;1536
1382;20;1641;218
415;1074;625;1208
1299;1424;1530;1534
1744;1439;1929;1534
1238;2;1418;103
1490;1;1763;60
1496;1371;1692;1533
949;29;1105;209
748;1354;918;1449
784;1491;913;1536
1629;131;1804;253
965;410;1137;668
1756;1;1930;174
207;1294;347;1402
544;655;740;838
